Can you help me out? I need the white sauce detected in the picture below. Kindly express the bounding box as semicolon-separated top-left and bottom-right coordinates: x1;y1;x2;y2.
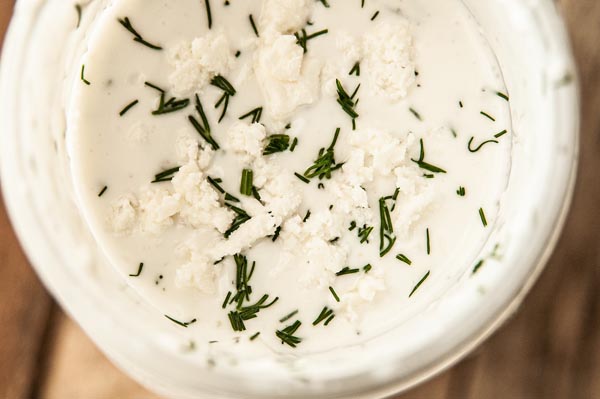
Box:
68;0;511;354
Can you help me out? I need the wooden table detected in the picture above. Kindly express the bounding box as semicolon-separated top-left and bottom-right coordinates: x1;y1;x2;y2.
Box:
1;1;599;398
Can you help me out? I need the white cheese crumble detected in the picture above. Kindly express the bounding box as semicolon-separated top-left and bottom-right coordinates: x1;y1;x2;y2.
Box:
223;121;267;163
363;21;416;100
254;34;321;120
168;30;235;96
259;0;313;36
338;271;386;323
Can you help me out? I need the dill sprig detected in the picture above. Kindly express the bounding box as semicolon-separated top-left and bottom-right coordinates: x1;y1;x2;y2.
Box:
349;62;360;76
75;4;82;28
336;79;359;127
239;107;263;124
479;207;488;227
480;111;496;122
396;254;412;265
329;286;340;302
313;307;335;326
129;262;144;277
472;259;485;274
249;14;259;37
98;186;108;197
204;0;212;29
119;99;139;116
152;166;180;183
294;172;310;184
409;271;430;298
426;228;431;255
189;94;220;150
118;17;162;50
228;294;279;331
411;138;447;174
210;75;236;122
165;315;197;328
467;137;498;153
279;310;299;323
290;137;299;152
144;82;190;115
304;128;344;180
336;267;360;276
263;135;290;155
409;107;422;121
294;28;329;53
80;65;90;85
240;169;253;196
224;204;252;238
378;193;397;257
494;129;508;138
357;224;374;244
207;176;240;203
276;320;302;347
249;332;260;341
496;91;509;101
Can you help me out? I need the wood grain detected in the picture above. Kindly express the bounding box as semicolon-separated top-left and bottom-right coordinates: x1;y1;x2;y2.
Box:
0;0;598;398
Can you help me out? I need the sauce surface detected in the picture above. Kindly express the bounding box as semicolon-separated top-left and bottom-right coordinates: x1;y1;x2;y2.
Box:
68;0;511;353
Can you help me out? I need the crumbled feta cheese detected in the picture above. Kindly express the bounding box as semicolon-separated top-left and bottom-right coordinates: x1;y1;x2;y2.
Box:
392;166;436;238
338;271;386;322
107;194;138;233
280;212;347;289
223;121;267;162
335;31;362;66
175;253;222;294
363;21;415;100
168;30;235;96
259;0;313;36
253;158;302;219
171;160;234;233
175;133;215;168
254;35;321;120
137;186;181;233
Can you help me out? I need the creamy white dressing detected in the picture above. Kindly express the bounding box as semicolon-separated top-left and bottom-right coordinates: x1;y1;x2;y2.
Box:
68;0;511;354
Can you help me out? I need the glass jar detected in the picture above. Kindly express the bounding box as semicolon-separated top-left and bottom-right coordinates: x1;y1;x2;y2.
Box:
0;0;578;397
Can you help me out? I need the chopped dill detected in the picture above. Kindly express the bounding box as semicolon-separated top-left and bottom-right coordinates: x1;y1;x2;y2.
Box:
468;137;499;153
290;137;299;152
411;138;447;174
129;262;144;277
249;332;260;341
396;254;412;265
409;271;430;298
75;4;82;28
313;307;335;326
276;320;302;347
457;186;466;196
479;207;488;227
480;111;496;122
151;166;180;183
211;75;236;122
409;107;422;121
494;129;508;138
224;204;252;238
295;28;329;53
263;135;290;155
336;267;360;276
496;91;509;101
80;65;90;85
371;10;380;21
240;169;253;196
189;94;220;150
336;79;360;128
349;62;360;76
426;228;431;255
304;128;344;180
97;186;108;197
472;259;485;274
118;17;162;50
119;99;139;116
363;264;372;273
144;82;189;115
239;107;263;124
294;172;310;184
279;310;299;323
165;315;197;328
329;286;340;302
204;0;212;29
249;14;259;37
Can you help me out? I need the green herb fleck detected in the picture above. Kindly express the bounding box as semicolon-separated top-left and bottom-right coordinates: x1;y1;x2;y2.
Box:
313;307;335;326
189;94;220;150
98;186;108;197
204;0;212;29
80;65;90;85
165;315;197;328
468;137;499;153
264;134;290;155
249;14;259;37
239;107;263;124
426;228;431;255
329;286;340;302
129;262;144;277
457;186;466;196
119;99;139;116
276;320;302;347
240;169;253;196
349;62;360;76
396;254;412;265
118;17;162;50
363;264;372;273
496;91;509;101
304;128;344;180
336;267;360;276
472;259;485;274
411;139;447;174
479;207;488;227
152;166;180;183
295;28;329;53
279;310;299;323
480;111;496;122
409;271;430;298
